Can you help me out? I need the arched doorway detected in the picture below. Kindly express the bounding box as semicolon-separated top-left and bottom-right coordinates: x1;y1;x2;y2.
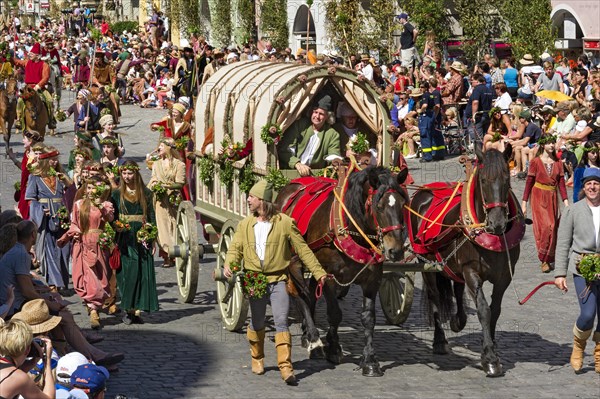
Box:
551;8;584;55
292;4;317;53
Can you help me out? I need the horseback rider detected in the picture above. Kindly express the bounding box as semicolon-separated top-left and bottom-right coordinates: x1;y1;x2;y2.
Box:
13;42;57;130
92;49;119;124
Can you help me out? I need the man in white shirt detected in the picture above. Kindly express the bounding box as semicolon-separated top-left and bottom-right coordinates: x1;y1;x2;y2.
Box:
359;54;374;81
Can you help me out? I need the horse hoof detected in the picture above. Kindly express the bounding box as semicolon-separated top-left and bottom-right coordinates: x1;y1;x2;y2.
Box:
362;364;384;377
306;338;324;353
433;342;450;355
484;363;504;378
325;345;343;364
450;314;467;333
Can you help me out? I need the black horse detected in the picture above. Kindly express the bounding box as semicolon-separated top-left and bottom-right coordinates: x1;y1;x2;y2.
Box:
275;166;409;376
408;148;524;377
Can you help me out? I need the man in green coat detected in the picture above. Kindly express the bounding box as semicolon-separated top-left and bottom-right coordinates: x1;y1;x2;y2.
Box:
278;95;342;176
224;180;327;384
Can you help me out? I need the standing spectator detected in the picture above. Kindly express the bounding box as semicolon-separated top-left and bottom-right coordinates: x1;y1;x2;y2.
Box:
358;54;374;81
554;167;600;374
223;180;327;384
465;73;494;146
395;13;418;68
572;142;600;203
489;57;504;85
417;80;445;162
441;61;465;105
504;57;519;99
521;134;569;273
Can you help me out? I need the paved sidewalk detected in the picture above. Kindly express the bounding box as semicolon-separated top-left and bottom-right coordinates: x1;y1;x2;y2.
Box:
1;99;599;398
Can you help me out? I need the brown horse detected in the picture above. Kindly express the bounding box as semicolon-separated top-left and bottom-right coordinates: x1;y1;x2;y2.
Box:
275;166;409;376
407;148;524;377
21;86;50;137
0;78;17;153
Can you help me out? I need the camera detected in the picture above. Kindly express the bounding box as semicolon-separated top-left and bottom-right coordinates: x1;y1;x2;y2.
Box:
28;338;45;358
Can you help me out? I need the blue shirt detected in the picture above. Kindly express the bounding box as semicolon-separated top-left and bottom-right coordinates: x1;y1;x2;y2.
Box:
0;243;33;316
504;67;518;88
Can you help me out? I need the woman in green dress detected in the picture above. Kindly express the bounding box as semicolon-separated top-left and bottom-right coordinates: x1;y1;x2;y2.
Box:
111;160;159;324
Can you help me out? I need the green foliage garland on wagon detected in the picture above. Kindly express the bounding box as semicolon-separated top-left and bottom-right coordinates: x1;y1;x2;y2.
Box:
238;162;257;194
265;168;289;191
260;124;282;145
198;156;215;190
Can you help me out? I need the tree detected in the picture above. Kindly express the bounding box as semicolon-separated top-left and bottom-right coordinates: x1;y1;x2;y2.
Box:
236;0;257;45
324;0;362;60
212;0;233;47
260;0;288;51
499;0;556;61
180;0;202;39
400;0;451;50
453;0;492;64
364;0;397;62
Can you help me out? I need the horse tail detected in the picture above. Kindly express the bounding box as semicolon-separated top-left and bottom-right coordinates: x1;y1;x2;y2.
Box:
422;273;456;326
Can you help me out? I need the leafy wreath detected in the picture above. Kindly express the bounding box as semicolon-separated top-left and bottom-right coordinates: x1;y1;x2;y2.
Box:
265;168;290;191
238;162;257;194
260;124;283;145
577;254;600;283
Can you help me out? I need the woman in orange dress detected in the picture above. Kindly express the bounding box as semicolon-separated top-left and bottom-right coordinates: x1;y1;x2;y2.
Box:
521;134;569;273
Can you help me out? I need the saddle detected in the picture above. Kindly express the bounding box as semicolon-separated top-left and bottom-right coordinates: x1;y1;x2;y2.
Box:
407;182;463;255
282;176;337;236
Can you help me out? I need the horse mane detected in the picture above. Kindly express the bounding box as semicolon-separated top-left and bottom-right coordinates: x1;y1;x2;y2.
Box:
346;166;405;228
479;149;509;181
346;168;371;228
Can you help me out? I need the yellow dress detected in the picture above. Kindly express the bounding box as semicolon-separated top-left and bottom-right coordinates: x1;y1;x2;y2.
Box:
147;157;185;252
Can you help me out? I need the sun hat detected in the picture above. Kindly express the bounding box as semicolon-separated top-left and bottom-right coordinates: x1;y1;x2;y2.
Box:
70;364;109;394
178;97;191;108
593;116;600;128
530;65;544;74
582;167;600;184
409;88;423;97
519;109;532;121
554;102;571;113
449;61;466;74
519;54;535;65
56;352;90;385
360;54;370;61
12;299;62;334
539;105;557;115
99;114;114;128
172;103;186;115
249;180;274;202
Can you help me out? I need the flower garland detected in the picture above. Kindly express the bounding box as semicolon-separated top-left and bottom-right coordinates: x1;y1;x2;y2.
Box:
238;162;256;194
151;182;167;197
260;124;282;145
265;168;289;191
242;271;268;299
348;132;370;154
198;156;215;189
55;109;67;122
114;217;131;232
99;223;116;251
577;254;600;283
137;223;158;249
91;183;110;202
175;136;190;150
229;261;242;273
56;206;70;230
491;131;503;143
169;192;183;207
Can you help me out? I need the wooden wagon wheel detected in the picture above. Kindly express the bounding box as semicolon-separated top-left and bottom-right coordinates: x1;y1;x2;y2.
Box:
172;201;200;303
379;271;415;325
216;220;249;332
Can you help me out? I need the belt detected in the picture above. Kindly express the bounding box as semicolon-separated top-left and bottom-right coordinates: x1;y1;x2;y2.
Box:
122;215;144;222
83;229;103;235
534;182;556;191
38;198;63;204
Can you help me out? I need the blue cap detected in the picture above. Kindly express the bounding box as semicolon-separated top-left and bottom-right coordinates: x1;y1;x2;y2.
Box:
582;168;600;184
70;364;109;394
398;13;409;20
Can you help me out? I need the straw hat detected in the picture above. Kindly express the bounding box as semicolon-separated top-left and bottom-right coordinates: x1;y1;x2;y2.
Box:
449;61;466;74
12;299;62;334
361;54;370;61
409;88;424;97
519;54;534;65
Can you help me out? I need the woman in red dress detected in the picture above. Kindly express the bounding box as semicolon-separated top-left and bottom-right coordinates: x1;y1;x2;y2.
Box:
17;130;44;219
521;134;569;273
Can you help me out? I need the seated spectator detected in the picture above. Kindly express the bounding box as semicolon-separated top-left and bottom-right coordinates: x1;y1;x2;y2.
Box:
0;319;55;398
70;363;110;399
395;116;420;159
510;109;542;177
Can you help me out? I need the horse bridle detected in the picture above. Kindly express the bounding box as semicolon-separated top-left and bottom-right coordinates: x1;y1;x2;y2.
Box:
365;188;405;245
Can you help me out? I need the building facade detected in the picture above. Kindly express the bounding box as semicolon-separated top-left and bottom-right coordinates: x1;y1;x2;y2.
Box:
551;1;600;63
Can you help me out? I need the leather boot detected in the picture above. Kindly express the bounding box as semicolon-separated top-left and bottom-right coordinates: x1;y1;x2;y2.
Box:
90;309;101;330
571;324;592;373
275;331;296;384
593;331;600;374
247;328;265;375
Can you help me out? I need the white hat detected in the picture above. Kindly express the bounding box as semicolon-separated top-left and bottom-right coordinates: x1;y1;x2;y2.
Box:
56;352;89;385
541;52;551;61
530;65;544;74
575;120;587;132
56;389;89;399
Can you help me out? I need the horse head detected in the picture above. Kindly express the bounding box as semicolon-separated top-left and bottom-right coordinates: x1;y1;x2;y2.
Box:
5;78;17;100
347;166;409;262
475;147;511;235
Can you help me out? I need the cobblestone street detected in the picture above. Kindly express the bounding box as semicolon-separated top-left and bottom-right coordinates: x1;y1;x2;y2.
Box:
1;96;599;398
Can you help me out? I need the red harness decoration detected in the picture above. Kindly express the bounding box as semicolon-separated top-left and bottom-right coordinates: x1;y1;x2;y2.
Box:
407;182;464;255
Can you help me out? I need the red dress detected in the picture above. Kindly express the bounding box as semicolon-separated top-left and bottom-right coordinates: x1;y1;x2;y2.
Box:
522;157;568;263
18;153;32;219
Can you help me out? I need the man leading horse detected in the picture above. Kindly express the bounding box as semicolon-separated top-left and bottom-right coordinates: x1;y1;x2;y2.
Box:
13;42;57;131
